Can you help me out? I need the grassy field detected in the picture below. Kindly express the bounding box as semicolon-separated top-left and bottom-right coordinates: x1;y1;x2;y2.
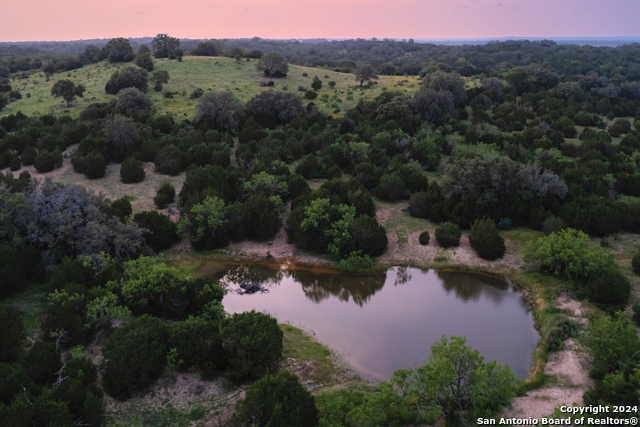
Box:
1;56;421;119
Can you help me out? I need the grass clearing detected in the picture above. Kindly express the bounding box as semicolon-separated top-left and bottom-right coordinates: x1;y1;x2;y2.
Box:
281;323;337;385
1;281;52;336
2;56;420;119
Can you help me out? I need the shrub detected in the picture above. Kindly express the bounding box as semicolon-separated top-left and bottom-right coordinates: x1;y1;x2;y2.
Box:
497;217;512;230
408;191;429;218
133;211;179;252
542;215;566;236
328;81;336;88
154;181;176;208
375;172;405;201
304;90;318;100
348;215;388;257
23;341;62;385
435;222;461;248
298;85;307;92
168;316;226;374
632;305;640;326
154;144;182;175
189;88;204;99
242;194;281;240
20;146;37;165
101;315;168;400
584;265;631;305
221;311;283;379
34;150;57;172
83;150;107;179
419;231;430;245
104;67;148;94
120;158;145;183
8;90;21;100
286;173;310;199
0;307;25;362
632;250;640;275
178;196;229;250
0;363;36;404
325;164;341;179
469;218;506;260
109;197;132;222
231;371;318;427
9;157;20;171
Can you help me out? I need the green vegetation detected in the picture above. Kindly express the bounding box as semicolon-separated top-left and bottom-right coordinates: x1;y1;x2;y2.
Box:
435;222;462;248
469;217;506;260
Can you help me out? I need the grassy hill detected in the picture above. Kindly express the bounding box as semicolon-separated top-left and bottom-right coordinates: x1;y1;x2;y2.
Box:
1;56;421;119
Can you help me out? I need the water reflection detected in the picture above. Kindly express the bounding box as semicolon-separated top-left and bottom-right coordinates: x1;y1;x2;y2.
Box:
436;270;509;303
196;261;538;381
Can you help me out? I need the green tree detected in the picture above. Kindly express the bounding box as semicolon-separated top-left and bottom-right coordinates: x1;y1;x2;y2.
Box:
151;34;181;59
221;310;283;379
105;37;135;63
0;307;25;362
583;312;640;378
134;45;154;71
231;371;318;427
120;158;145;183
101;315;168;400
394;336;517;424
178;196;229;250
50;79;85;107
355;62;377;86
150;70;169;92
435;222;462;248
469;217;506;260
256;53;289;78
105;66;148;94
195;91;245;131
311;76;322;90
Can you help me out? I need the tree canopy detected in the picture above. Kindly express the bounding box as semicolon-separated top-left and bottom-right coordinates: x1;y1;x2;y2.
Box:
50;79;85;107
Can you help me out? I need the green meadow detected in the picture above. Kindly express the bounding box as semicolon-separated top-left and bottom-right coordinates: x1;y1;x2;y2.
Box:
2;56;421;119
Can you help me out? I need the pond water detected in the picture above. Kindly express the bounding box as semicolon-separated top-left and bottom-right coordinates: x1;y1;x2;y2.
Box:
195;260;539;381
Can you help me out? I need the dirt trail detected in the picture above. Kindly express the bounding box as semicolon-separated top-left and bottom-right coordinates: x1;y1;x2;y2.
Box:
502;296;593;420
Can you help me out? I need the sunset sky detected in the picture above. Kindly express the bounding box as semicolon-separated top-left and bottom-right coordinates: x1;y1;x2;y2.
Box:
1;0;639;42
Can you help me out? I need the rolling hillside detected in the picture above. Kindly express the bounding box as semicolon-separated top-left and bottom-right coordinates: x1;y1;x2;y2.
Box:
1;56;421;119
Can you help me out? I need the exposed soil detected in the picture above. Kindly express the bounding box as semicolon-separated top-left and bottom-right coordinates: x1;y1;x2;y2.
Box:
502;296;594;420
2;144;186;215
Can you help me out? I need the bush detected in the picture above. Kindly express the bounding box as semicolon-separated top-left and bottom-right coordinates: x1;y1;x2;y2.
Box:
298;85;307;92
34;150;57;172
9;157;20;171
542;215;566;236
584;265;631;305
83;150;107;179
325;164;341;180
419;231;430;245
632;305;640;326
304;90;318;100
109;197;132;222
221;311;283;379
154;181;176;208
189;88;204;99
375;172;405;201
23;341;62;385
348;215;388;257
469;218;506;260
0;363;36;404
104;66;148;94
120;158;145;183
435;222;461;248
242;194;281;240
20;146;37;165
231;371;318;427
168;316;226;374
286;173;310;199
133;211;179;252
497;217;512;231
408;191;429;218
632;250;640;275
101;315;168;400
0;307;25;362
154;144;182;175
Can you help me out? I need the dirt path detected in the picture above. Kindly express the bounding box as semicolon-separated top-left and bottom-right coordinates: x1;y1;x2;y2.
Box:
502;296;593;420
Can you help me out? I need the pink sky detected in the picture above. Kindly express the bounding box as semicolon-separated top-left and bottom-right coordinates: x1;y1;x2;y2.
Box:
1;0;639;42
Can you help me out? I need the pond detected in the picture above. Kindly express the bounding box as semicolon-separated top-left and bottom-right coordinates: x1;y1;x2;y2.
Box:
195;260;539;381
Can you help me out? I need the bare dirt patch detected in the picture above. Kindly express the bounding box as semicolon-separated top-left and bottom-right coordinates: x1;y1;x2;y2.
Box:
2;144;186;214
502;297;593;421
